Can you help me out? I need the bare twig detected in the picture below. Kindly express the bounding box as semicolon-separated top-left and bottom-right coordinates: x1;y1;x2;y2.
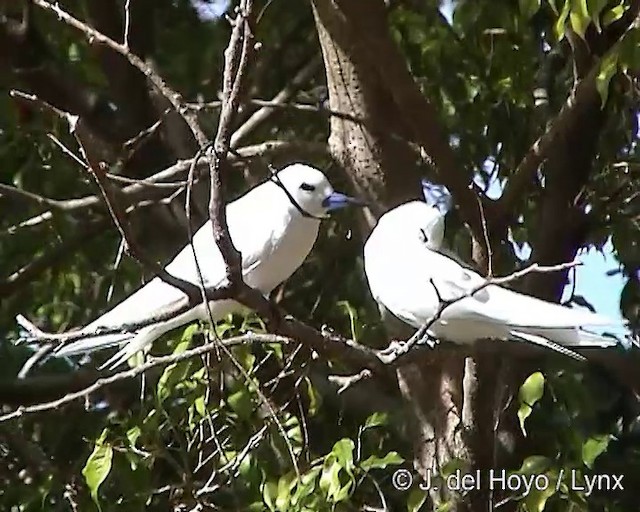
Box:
0;333;291;423
75;139;203;302
188;97;362;125
4;140;325;236
33;0;208;146
476;194;493;276
378;260;581;364
123;0;131;48
230;56;322;147
206;1;256;285
328;369;372;394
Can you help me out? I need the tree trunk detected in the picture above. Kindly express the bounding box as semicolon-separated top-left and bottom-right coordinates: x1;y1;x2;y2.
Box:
311;2;485;509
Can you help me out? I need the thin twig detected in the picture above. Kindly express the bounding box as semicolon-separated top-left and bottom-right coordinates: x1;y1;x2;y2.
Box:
33;0;208;146
378;260;581;364
476;194;493;276
188;97;362;125
0;333;291;423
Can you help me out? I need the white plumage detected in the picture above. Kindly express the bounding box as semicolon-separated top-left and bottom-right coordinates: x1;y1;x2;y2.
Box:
38;163;361;368
364;199;626;359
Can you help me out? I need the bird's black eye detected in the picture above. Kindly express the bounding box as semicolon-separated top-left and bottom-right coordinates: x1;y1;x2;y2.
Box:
300;182;316;192
419;228;429;243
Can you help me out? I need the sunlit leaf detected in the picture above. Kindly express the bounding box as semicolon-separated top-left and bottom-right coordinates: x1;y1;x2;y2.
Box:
596;50;619;108
359;451;404;471
568;0;590;39
363;412;388;430
518;372;545;436
82;430;113;508
523;482;556;512
582;434;612;469
554;0;572;40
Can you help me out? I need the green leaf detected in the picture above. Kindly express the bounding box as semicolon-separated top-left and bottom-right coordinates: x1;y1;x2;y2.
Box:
587;0;609;31
334;479;354;502
596;50;619;107
364;412;388;430
276;472;294;511
284;414;303;452
602;2;625;27
263;480;278;511
569;0;590;39
518;372;545;436
582;434;612;469
523;481;556;512
407;489;428;512
618;28;640;71
304;377;321;416
156;326;197;401
518;455;551;475
554;0;571;40
519;0;541;20
227;388;254;421
319;460;342;499
82;430;113;508
232;343;257;372
441;457;467;477
360;451;404;471
331;439;355;474
291;467;320;506
194;395;207;418
126;426;141;448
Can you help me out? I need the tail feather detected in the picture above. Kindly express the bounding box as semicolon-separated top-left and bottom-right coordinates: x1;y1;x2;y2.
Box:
489;287;616;329
526;327;620;348
509;330;586;362
99;325;164;370
54;332;134;357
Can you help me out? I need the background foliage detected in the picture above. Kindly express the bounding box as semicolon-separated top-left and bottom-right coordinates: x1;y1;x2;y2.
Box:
0;0;639;511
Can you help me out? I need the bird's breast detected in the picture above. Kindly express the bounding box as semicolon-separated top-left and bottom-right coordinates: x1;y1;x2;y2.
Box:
244;216;320;293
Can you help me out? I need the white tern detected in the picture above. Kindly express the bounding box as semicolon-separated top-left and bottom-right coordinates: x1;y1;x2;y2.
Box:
30;163;363;369
364;181;631;360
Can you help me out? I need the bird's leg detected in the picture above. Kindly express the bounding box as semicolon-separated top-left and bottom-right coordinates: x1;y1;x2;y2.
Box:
411;328;439;349
378;339;407;357
379;325;439;360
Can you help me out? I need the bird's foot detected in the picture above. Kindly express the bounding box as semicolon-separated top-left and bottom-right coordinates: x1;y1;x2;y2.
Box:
379;340;407;357
405;327;439;350
415;332;439;349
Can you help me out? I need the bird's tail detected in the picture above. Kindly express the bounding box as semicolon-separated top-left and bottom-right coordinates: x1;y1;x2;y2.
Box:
55;306;205;369
54;332;135;357
526;327;621;348
510;330;587;362
98;324;167;370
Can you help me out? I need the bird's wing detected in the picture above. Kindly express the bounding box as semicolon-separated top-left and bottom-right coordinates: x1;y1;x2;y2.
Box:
86;200;271;332
421;249;615;329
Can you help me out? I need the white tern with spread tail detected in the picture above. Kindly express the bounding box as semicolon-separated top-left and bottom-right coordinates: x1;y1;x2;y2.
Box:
25;163;364;369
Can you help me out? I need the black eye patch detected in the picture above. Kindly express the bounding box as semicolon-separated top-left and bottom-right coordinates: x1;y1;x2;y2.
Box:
300;182;316;192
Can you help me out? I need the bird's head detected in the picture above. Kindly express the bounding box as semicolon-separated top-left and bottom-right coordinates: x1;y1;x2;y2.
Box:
378;200;447;250
273;164;366;218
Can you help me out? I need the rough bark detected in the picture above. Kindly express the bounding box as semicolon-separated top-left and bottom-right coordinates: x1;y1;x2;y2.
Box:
311;0;422;226
311;2;476;509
